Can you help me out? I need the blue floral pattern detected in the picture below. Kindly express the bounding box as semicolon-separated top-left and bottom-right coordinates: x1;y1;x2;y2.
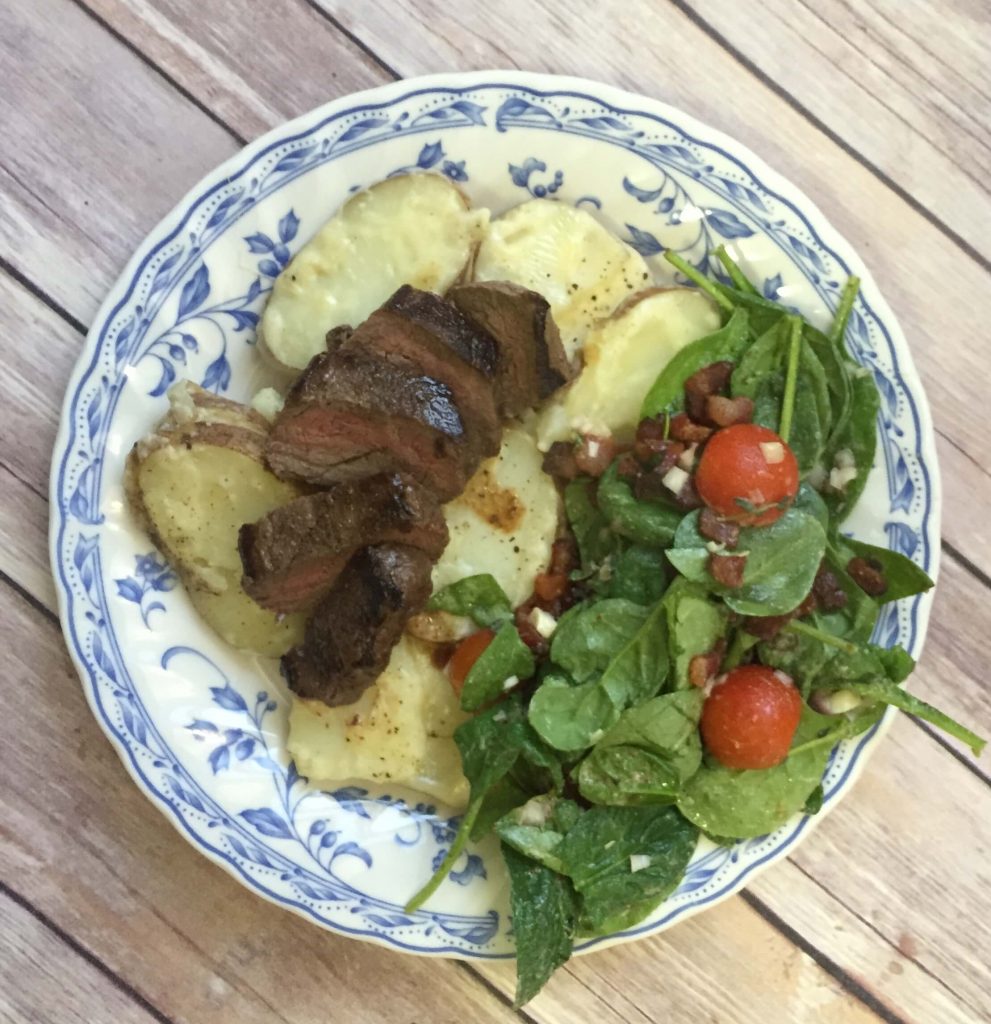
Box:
52;78;936;957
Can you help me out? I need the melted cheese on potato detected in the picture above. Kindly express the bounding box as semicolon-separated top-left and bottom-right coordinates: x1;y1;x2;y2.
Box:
536;287;721;448
260;173;488;370
433;424;559;607
473;200;650;359
287;635;470;807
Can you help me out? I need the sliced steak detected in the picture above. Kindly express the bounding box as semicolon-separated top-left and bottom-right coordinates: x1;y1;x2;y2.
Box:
448;281;574;417
324;324;354;353
266;348;474;500
283;544;434;706
343;286;500;462
240;473;448;614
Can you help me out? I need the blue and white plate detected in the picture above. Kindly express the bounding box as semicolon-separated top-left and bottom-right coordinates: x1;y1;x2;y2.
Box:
50;72;939;958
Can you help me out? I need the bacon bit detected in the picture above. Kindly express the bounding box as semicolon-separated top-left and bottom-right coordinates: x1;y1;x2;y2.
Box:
634;437;685;473
699;508;741;549
574;433;617;477
689;639;727;687
617;453;640;479
812;564;849;610
685;361;735;421
741;613;792;640
514;604;549;656
707;394;754;428
847;556;888;597
542;441;580;481
671;473;704;510
533;572;568;603
669;413;714;444
709;552;747;588
549;536;579;577
430;642;456;670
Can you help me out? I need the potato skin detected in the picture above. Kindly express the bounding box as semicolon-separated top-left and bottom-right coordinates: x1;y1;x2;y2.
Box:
126;381;305;656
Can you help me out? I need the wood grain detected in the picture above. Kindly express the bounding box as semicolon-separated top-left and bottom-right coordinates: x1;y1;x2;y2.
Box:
0;892;158;1024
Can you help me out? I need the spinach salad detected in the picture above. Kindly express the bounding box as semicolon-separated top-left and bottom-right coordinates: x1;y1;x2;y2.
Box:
406;248;984;1005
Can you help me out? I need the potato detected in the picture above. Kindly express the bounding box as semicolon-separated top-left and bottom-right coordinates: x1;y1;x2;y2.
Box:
126;381;305;656
287;634;470;808
536;287;721;448
473;199;650;360
260;173;489;370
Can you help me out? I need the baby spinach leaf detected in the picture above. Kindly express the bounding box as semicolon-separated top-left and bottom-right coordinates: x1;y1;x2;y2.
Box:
803;784;825;815
713;284;788;338
663;578;728;689
503;845;579;1007
528;674;620;753
804;322;853;451
676;705;843;838
471;774;533;840
597;598;671;708
428;573;512;628
792;481;829;529
597;462;683;548
822;370;879;522
496;795;583;872
565;479;619;568
460;622;536;711
550;599;650;683
667;509;827;617
597;545;669;605
640;307;751;419
831;534;935;604
577;691;704;805
557;805;699;935
820;677;985;755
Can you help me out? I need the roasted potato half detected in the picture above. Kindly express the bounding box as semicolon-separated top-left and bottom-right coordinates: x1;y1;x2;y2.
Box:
125;381;305;656
260;173;489;370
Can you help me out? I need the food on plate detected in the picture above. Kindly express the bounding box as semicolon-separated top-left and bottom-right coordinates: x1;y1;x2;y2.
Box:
260;173;488;370
123;176;982;1007
288;633;469;806
473;198;650;358
240;473;449;614
403;246;983;1006
535;286;721;447
125;381;305;656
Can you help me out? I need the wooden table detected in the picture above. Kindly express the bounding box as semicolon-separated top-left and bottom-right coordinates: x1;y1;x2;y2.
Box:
3;2;990;1021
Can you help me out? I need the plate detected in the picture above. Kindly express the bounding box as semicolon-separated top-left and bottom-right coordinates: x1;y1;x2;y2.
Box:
50;71;939;958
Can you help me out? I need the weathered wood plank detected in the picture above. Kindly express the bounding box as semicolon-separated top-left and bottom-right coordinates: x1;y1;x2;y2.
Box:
0;891;158;1024
690;0;991;252
78;0;388;141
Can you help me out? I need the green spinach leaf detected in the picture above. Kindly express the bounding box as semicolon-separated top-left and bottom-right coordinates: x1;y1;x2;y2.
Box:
496;795;583;872
822;369;879;522
640;307;751;418
460;622;536;711
597;462;683;548
428;573;512;628
528;674;621;753
503;845;579;1007
667;509;827;617
597;545;668;605
565;479;618;568
557;805;699;935
550;599;650;683
830;534;935;604
662;578;728;689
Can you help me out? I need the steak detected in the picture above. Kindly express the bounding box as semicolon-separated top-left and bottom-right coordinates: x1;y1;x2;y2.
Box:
342;286;501;463
239;473;448;614
282;544;434;706
448;281;574;417
266;348;474;500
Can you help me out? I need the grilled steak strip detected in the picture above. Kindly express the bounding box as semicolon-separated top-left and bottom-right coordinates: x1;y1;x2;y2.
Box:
283;544;434;706
239;473;448;614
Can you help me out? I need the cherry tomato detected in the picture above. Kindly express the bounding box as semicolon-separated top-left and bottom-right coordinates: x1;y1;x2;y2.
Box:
694;424;799;526
446;628;495;695
700;664;803;769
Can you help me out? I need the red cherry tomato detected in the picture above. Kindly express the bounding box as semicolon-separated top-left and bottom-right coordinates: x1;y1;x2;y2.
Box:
446;628;495;695
701;665;803;769
694;424;799;526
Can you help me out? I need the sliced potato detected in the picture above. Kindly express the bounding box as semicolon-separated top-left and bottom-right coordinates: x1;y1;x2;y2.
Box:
287;634;470;808
126;381;305;655
473;199;650;359
430;424;559;608
536;287;721;448
260;173;489;370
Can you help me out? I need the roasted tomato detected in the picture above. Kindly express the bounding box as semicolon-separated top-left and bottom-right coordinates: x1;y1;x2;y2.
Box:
694;423;799;526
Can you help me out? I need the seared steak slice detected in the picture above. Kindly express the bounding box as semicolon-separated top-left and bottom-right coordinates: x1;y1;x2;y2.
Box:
343;286;501;463
239;473;448;614
448;281;574;417
283;544;433;706
324;324;354;353
267;348;473;500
